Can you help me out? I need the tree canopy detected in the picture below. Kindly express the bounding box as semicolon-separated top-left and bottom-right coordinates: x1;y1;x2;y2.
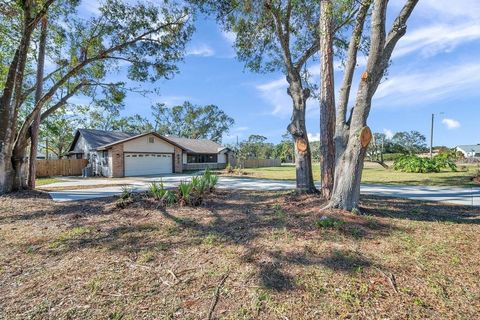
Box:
152;101;234;143
0;0;194;192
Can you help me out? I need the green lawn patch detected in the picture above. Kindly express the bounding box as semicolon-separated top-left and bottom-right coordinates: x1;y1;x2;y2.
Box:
229;163;478;187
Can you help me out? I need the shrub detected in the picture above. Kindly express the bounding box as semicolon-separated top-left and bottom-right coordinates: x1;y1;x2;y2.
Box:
206;174;219;191
393;154;457;173
116;185;135;208
148;181;178;206
148;181;166;200
178;180;196;206
162;190;177;206
120;185;133;199
191;175;207;194
146;172;219;207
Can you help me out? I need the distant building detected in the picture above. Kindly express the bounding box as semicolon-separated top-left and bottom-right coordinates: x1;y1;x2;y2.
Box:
456;145;480;158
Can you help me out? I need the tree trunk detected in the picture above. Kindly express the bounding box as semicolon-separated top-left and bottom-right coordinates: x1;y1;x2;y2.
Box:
329;127;370;211
0;3;35;194
319;0;336;199
28;16;48;189
325;0;419;211
287;74;316;194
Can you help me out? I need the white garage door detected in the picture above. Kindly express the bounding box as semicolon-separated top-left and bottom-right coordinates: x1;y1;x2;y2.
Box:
124;153;172;176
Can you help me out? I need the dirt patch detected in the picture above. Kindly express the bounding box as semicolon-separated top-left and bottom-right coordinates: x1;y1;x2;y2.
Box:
1;190;479;319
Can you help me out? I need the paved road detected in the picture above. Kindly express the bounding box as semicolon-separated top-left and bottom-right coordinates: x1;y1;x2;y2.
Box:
41;175;480;207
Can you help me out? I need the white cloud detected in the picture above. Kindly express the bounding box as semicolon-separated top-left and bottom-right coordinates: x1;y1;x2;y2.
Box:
256;77;290;116
383;129;394;139
255;76;320;117
415;0;480;20
187;44;215;57
442;118;461;129
394;24;480;59
308;132;320;142
375;62;480;107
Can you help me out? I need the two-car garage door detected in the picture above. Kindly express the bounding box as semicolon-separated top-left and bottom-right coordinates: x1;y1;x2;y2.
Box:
124;153;172;176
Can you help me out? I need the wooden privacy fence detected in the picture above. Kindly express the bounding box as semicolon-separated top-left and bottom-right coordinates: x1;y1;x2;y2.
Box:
232;158;281;168
36;159;88;177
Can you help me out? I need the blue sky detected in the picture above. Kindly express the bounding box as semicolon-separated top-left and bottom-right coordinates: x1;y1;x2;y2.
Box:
78;0;480;147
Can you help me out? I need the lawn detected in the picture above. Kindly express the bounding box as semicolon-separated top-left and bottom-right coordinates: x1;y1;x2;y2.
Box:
35;177;64;186
1;190;479;319
227;162;479;187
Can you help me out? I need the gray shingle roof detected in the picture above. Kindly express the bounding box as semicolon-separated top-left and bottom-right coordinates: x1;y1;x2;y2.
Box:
457;144;480;153
164;136;227;154
78;129;136;149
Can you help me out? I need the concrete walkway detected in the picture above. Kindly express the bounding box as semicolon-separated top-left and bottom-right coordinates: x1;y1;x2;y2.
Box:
41;175;480;207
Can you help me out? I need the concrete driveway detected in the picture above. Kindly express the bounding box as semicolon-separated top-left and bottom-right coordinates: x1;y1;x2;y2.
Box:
41;175;480;207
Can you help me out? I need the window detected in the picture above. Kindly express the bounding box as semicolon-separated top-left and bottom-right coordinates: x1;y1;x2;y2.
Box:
187;154;217;163
148;137;154;143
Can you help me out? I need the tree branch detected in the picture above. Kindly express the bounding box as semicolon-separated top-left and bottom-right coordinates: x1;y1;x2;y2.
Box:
20;65;65;104
266;1;294;73
15;14;189;147
365;0;388;83
336;0;370;127
382;0;419;63
40;81;86;121
294;2;361;73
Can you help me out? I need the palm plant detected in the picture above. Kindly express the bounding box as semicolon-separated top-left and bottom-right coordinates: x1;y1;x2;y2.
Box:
178;180;194;205
148;181;166;200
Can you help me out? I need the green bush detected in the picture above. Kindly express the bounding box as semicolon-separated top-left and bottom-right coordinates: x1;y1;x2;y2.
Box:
120;185;133;199
162;190;177;205
178;180;194;205
191;176;207;194
146;171;219;207
206;174;219;191
393;154;457;173
148;181;166;200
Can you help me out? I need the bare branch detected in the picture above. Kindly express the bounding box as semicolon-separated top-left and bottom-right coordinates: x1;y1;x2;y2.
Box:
383;0;419;63
336;1;371;126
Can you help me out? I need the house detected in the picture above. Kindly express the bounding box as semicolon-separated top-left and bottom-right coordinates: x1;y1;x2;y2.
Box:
67;129;234;177
456;144;480;158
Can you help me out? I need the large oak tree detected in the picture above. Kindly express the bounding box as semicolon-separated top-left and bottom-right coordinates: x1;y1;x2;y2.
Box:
0;0;193;193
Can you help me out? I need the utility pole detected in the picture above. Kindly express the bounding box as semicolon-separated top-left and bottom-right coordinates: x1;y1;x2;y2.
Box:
430;113;434;159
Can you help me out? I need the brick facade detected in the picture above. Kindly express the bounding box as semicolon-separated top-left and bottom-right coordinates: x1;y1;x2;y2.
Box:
174;147;183;173
110;144;124;178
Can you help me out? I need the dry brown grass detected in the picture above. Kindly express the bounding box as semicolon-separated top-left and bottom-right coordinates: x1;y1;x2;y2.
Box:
0;190;479;319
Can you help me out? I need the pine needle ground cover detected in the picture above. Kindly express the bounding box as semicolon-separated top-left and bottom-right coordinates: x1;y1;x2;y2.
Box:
1;190;479;319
